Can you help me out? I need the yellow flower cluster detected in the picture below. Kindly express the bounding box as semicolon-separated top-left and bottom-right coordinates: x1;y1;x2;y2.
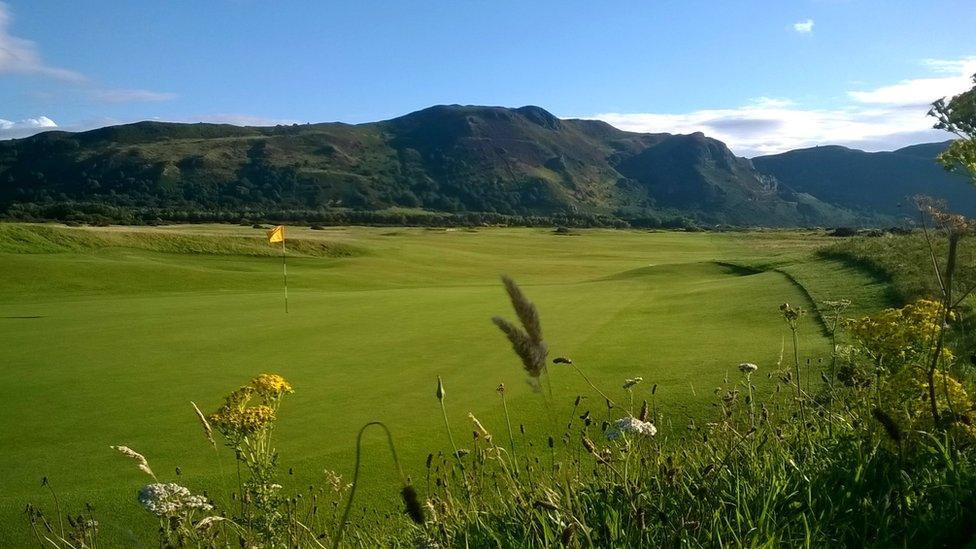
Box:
250;373;293;401
209;374;293;438
845;299;953;368
878;367;976;443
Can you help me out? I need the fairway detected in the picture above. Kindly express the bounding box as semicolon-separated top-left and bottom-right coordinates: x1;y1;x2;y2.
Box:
0;224;888;545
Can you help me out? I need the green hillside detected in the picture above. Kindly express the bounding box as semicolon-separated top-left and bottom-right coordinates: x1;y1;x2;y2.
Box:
753;141;976;217
0;106;866;227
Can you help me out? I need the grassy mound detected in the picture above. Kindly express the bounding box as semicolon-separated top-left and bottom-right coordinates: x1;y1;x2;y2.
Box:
0;223;367;258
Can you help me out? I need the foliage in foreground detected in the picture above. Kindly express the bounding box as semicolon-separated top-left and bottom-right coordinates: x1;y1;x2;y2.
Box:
24;279;976;547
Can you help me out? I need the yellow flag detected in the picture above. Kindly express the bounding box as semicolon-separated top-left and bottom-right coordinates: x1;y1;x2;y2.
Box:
267;225;284;244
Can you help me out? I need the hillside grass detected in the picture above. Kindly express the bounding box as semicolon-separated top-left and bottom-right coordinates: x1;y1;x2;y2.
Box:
817;232;976;304
0;224;891;546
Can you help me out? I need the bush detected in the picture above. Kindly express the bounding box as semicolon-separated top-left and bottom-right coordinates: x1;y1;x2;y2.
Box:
829;227;858;237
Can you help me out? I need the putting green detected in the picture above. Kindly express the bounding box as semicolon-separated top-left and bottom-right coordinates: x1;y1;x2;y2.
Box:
0;224;887;545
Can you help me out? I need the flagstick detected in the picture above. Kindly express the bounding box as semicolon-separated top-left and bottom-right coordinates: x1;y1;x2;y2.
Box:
281;238;289;313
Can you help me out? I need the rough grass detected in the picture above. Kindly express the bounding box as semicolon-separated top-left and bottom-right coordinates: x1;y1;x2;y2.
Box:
0;224;892;546
0;223;366;257
818;232;976;304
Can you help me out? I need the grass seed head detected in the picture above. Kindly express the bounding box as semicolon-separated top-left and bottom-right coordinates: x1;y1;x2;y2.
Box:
494;276;549;388
872;407;902;442
190;401;216;450
401;485;425;525
111;445;157;481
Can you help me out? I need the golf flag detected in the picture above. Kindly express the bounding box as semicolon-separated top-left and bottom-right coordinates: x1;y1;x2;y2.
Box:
267;225;288;312
267;225;284;244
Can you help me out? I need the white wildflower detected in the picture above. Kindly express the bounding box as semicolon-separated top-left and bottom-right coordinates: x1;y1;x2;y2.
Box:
738;362;758;374
138;483;213;517
606;416;657;440
623;377;643;389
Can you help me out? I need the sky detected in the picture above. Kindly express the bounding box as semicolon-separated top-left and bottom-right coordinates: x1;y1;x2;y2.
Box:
0;0;974;157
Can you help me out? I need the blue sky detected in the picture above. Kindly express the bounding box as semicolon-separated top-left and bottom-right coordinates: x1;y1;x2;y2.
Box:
1;0;974;156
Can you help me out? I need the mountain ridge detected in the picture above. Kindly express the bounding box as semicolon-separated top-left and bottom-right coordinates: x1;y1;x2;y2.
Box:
0;104;970;227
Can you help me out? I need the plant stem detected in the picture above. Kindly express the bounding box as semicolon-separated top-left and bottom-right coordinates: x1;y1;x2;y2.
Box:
500;391;519;473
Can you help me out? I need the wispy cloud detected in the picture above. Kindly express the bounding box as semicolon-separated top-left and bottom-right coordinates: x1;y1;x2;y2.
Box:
0;2;175;112
91;89;179;103
0;115;57;139
586;57;976;157
792;19;814;34
0;2;84;82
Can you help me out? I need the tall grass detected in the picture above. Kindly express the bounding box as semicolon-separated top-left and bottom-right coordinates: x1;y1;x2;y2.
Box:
24;264;976;548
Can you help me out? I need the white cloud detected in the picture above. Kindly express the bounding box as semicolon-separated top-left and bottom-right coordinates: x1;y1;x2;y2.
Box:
793;19;814;34
0;113;304;140
848;57;976;104
586;56;976;157
0;2;85;82
0;115;57;139
91;89;179;103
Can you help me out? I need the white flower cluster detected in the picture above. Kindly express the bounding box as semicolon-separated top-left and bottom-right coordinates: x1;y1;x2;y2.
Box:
606;417;657;440
738;362;759;374
138;483;213;517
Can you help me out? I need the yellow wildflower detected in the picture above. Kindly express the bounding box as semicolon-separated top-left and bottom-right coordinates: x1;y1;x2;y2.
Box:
876;366;976;444
209;375;291;438
250;373;294;401
845;299;951;370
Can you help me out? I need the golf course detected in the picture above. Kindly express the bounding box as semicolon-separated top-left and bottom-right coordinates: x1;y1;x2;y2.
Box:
0;223;889;545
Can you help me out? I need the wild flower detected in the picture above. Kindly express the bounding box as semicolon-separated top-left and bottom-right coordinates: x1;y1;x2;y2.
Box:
250;373;294;401
876;366;976;443
780;302;804;323
623;377;643;389
738;362;758;374
605;417;657;440
323;470;351;493
210;403;276;436
208;375;291;439
845;299;953;369
137;483;212;517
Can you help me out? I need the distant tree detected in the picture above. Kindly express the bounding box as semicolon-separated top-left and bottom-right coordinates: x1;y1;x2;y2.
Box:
930;73;976;183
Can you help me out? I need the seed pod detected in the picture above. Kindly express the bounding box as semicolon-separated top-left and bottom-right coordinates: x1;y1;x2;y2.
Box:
872;408;902;442
436;376;446;401
401;485;425;524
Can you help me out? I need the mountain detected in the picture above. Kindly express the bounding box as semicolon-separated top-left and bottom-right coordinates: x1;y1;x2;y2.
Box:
0;105;864;227
0;104;969;227
753;142;976;217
